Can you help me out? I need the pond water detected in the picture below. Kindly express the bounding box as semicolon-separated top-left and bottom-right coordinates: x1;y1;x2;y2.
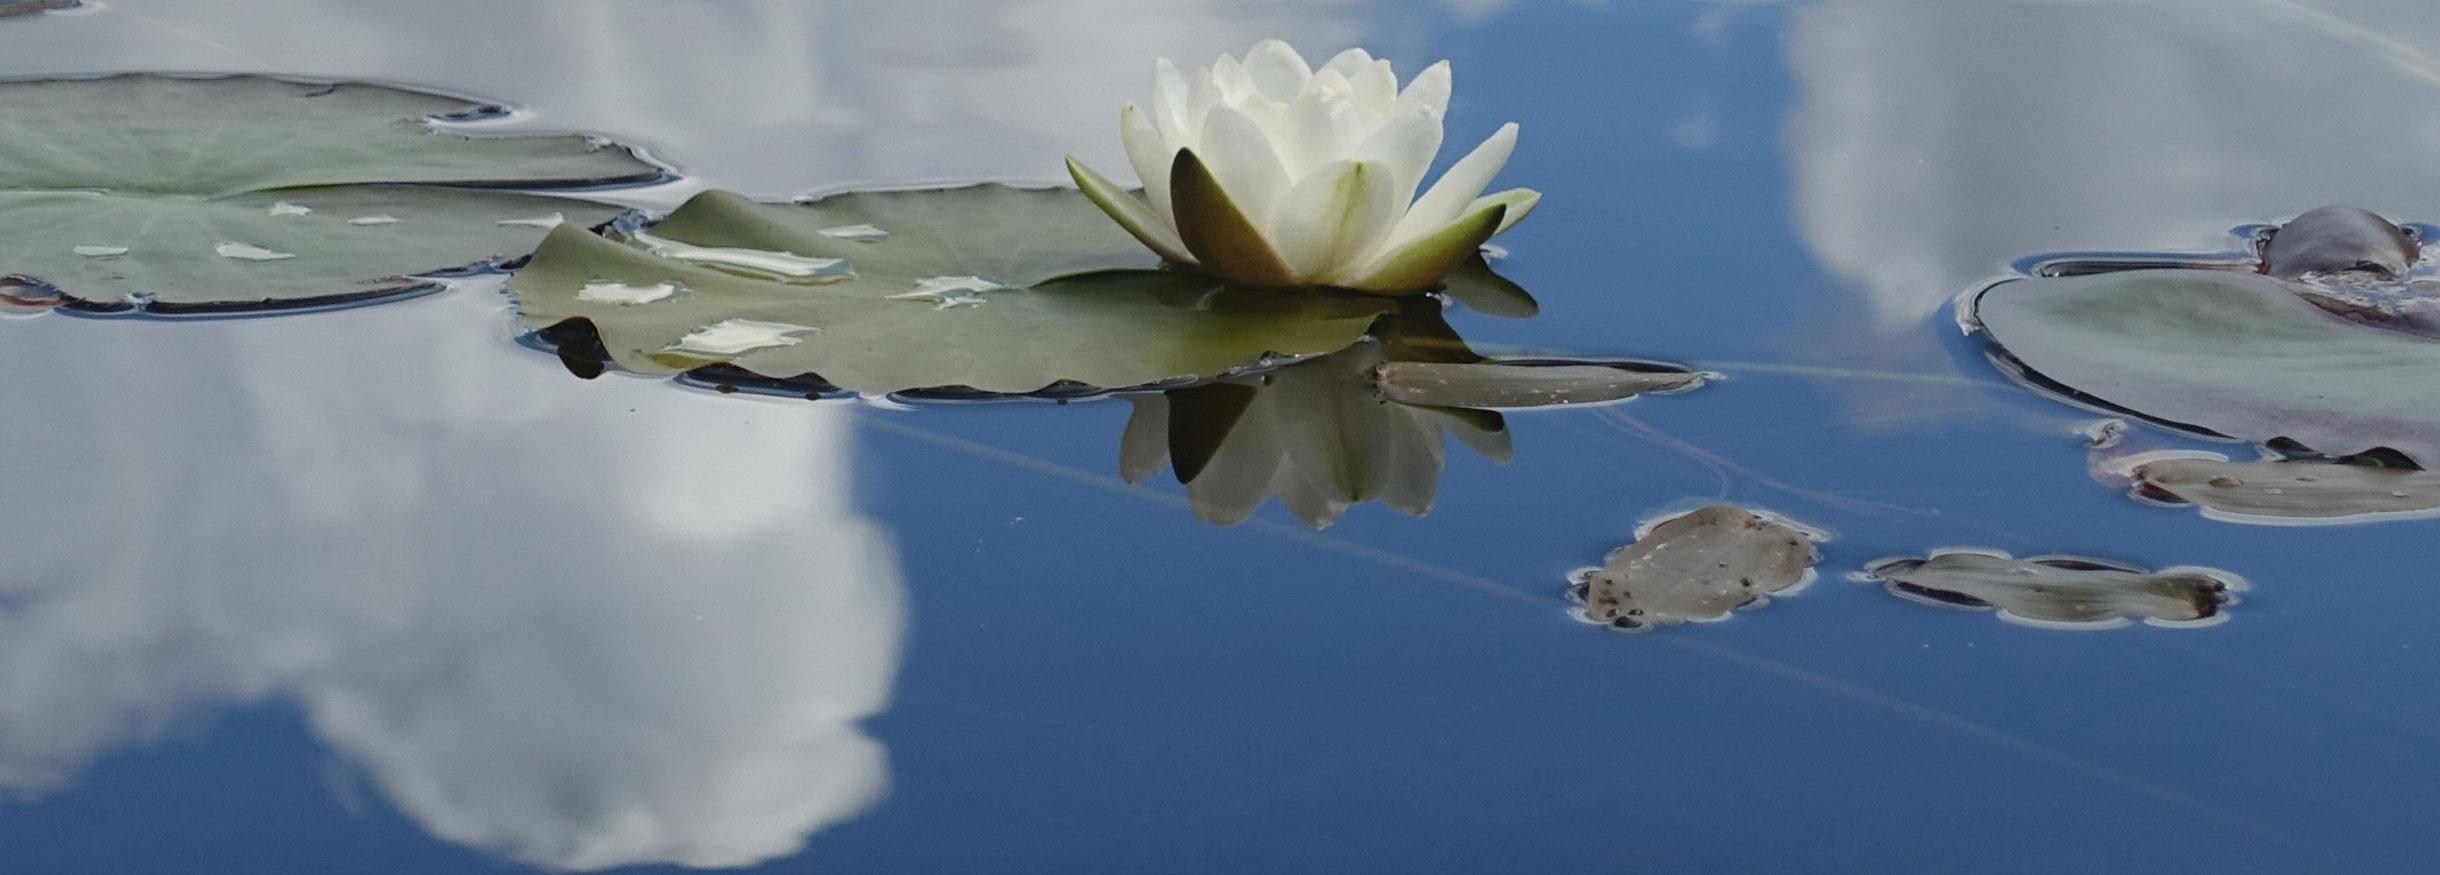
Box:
5;1;2440;872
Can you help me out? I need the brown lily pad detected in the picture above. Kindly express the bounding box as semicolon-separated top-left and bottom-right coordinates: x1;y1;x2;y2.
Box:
1860;550;2241;629
2119;453;2440;524
1565;505;1824;632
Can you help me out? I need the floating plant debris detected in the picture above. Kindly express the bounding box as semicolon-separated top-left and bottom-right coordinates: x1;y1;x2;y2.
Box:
347;215;402;226
70;245;126;258
1375;359;1702;409
1565;505;1823;632
2118;453;2440;524
2260;206;2418;280
1859;550;2240;629
1975;268;2440;465
0;74;661;311
511;185;1404;395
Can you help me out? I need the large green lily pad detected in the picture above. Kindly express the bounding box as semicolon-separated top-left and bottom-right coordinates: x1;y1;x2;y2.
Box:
1975;269;2440;464
510;186;1397;395
0;74;662;312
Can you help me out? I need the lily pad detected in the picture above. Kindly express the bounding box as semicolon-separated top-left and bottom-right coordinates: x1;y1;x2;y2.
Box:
510;186;1396;395
1975;269;2440;464
1375;359;1702;409
1565;505;1823;632
0;74;664;312
1860;550;2240;629
0;0;75;16
2123;454;2440;524
1117;340;1510;529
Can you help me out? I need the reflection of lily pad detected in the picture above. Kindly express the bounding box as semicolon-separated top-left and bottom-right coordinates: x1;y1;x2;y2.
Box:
511;187;1396;395
2123;454;2440;524
1565;505;1823;632
1976;269;2440;464
0;74;663;312
1117;340;1510;528
1861;550;2239;630
1376;359;1701;409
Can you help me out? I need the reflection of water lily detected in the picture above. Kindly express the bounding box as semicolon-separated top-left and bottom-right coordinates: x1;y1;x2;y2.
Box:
1068;40;1538;293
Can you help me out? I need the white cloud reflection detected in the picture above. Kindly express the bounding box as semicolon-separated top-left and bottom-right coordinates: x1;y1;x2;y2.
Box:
4;0;1370;199
1783;0;2440;336
0;287;906;871
0;1;1378;868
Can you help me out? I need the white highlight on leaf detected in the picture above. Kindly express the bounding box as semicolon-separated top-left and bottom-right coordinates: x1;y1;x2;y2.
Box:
886;275;1003;309
664;318;816;356
577;280;683;305
267;200;313;216
631;231;850;282
347;215;402;226
215;241;296;261
71;245;128;257
497;212;567;228
817;223;888;241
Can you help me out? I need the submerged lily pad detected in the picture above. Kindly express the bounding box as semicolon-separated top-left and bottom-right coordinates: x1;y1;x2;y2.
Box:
1375;359;1702;409
1860;550;2240;629
1565;505;1823;632
1975;269;2440;464
2122;454;2440;524
511;186;1396;395
1117;340;1510;529
0;74;663;312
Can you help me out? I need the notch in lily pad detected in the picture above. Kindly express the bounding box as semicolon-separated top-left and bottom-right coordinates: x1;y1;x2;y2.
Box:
1858;550;2242;630
0;74;667;314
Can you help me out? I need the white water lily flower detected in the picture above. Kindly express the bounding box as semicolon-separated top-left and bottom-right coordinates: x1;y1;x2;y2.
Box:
1067;40;1539;293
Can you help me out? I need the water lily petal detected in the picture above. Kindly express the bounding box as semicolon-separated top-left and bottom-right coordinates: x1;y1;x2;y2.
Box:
1149;58;1191;144
1354;104;1445;211
1306;68;1357;103
1171;148;1296;286
1194;104;1292;221
1349;59;1399;119
1467;187;1540;236
1277;86;1367;181
1268;159;1400;282
1242;39;1314;102
1068;155;1194;265
1184;69;1223;145
1211;54;1253;105
1396;60;1452;119
1320;48;1376;79
1387;122;1515;249
1120;104;1178;224
1339;202;1507;292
